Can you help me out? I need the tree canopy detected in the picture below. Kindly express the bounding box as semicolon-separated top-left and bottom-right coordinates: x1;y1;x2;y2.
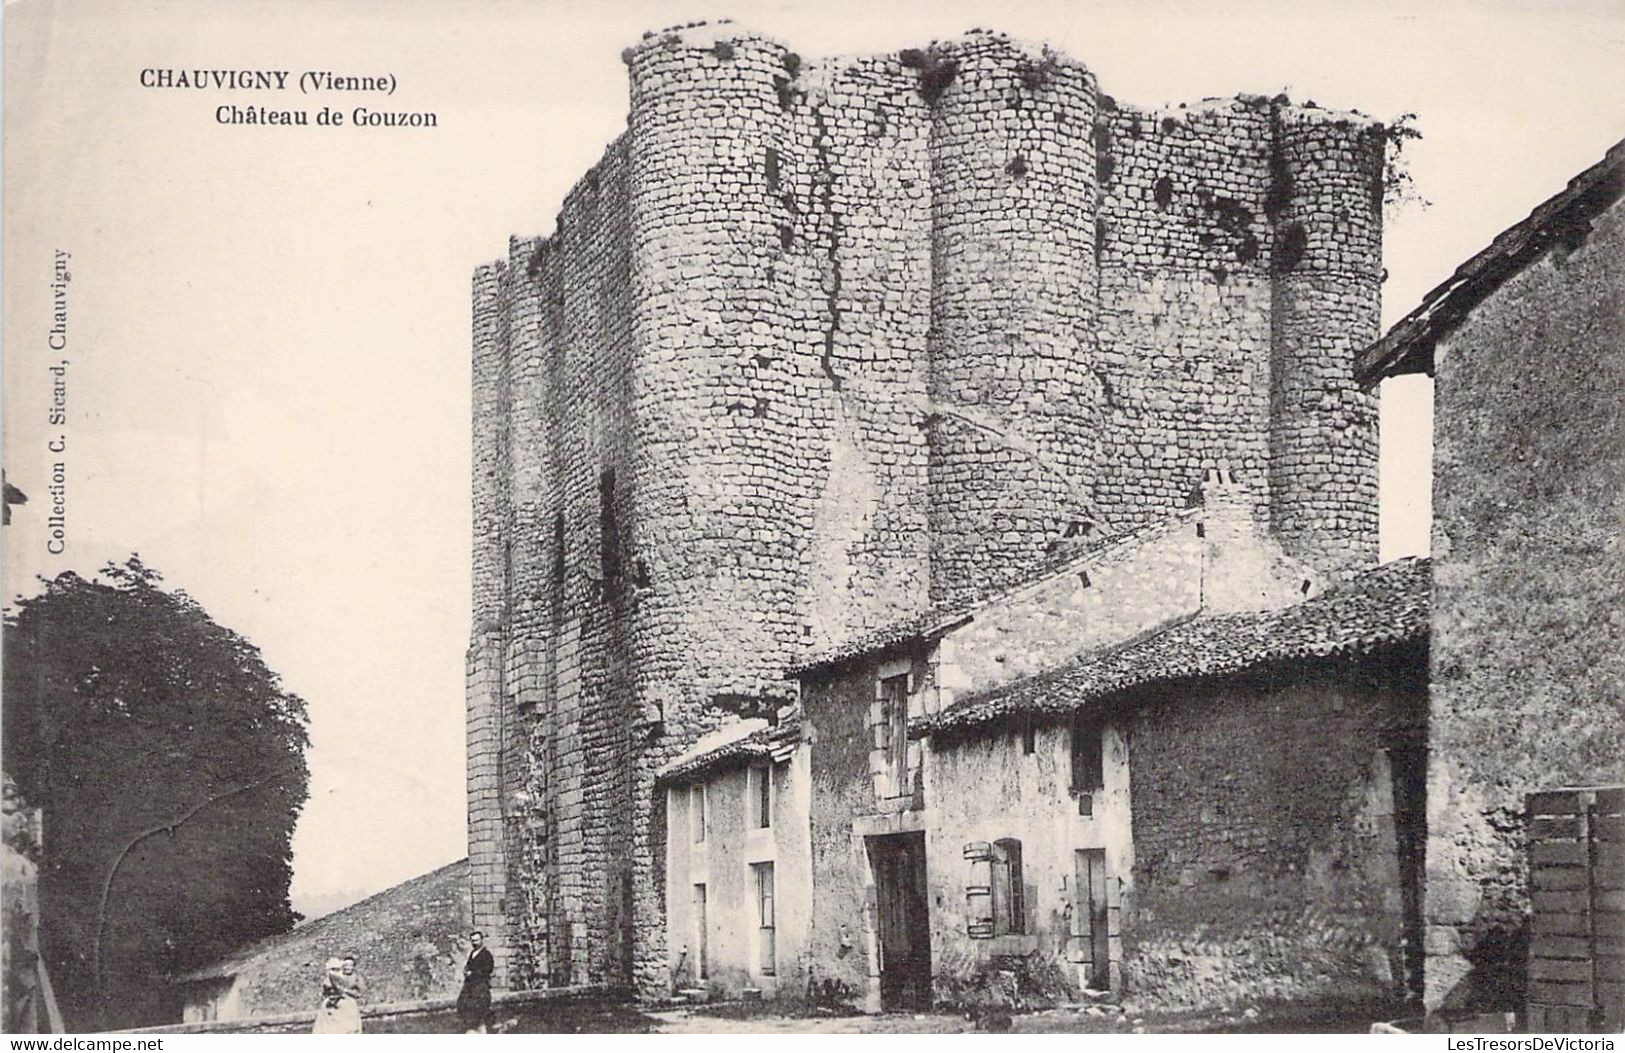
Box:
3;556;310;1029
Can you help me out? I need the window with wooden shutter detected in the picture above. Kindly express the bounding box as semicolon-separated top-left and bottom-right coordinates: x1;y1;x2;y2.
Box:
965;839;1026;937
882;674;909;793
963;841;994;938
870;672;914;800
992;838;1026;936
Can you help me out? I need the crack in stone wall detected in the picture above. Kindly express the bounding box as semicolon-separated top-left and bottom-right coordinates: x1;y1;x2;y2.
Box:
812;103;846;391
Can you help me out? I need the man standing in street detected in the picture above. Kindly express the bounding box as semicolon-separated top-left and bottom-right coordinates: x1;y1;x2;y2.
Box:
456;930;494;1033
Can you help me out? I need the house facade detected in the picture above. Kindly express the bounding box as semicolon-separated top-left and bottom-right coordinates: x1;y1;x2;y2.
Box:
787;474;1320;1011
662;481;1426;1012
918;560;1428;1010
657;719;810;1000
1358;140;1625;1012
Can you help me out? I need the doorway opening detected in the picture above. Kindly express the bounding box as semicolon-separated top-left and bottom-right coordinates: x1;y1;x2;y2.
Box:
1074;849;1111;990
869;832;931;1010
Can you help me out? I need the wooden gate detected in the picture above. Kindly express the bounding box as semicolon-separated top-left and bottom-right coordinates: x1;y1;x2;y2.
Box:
1526;786;1623;1032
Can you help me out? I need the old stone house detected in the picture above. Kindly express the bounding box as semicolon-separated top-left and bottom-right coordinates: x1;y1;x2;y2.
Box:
1358;140;1625;1012
911;557;1427;1012
656;717;807;999
785;473;1322;1008
470;20;1389;995
656;480;1428;1012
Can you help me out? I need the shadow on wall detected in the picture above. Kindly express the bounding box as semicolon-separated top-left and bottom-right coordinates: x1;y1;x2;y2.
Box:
1437;926;1529;1013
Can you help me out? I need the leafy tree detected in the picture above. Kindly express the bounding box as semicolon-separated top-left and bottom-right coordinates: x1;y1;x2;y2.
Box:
3;557;310;1030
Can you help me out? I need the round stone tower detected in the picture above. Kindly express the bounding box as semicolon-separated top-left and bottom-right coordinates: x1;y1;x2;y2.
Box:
923;33;1103;604
624;22;806;993
1266;107;1385;577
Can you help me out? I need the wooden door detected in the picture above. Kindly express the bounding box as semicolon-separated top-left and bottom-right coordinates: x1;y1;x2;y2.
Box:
1527;786;1624;1033
1075;849;1110;989
872;833;931;1009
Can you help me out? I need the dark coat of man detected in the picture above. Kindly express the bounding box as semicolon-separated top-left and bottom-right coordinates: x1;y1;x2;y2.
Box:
456;943;494;1030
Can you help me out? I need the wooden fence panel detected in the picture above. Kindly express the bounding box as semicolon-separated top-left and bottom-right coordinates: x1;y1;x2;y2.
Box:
1527;786;1625;1034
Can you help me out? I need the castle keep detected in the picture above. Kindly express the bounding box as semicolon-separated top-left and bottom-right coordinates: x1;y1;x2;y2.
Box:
469;22;1385;996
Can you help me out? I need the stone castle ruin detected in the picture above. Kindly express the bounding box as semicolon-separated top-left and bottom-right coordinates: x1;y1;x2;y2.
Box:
469;21;1386;995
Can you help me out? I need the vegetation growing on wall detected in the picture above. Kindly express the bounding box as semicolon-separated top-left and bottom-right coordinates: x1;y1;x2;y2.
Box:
1374;112;1426;216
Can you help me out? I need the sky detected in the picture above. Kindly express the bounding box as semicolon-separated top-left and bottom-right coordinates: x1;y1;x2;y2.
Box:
4;0;1623;917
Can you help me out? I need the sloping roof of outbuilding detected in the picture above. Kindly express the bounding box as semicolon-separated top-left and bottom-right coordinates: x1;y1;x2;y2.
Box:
916;556;1430;736
654;715;803;785
785;508;1202;678
1357;139;1625;384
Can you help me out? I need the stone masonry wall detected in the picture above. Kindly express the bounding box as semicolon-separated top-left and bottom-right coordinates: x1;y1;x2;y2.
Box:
1125;651;1426;1010
1098;99;1275;542
922;718;1134;1007
467;135;640;989
1099;96;1382;576
924;38;1100;604
1422;194;1625;1010
470;22;1386;998
467;258;511;980
794;53;935;646
801;655;928;1006
220;860;473;1019
1266;109;1384;576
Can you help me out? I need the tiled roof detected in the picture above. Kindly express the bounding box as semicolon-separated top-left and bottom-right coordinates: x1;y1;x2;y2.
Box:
1357;139;1625;384
785;507;1201;677
916;556;1430;736
782;606;972;680
655;715;802;785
